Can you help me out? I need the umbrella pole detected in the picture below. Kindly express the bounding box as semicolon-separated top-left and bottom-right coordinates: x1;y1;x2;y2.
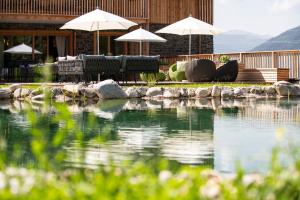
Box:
97;30;100;55
189;34;192;68
139;40;142;56
189;34;191;56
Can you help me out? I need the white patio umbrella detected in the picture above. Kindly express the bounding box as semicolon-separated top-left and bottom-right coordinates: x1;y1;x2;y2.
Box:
4;43;42;55
60;8;137;55
156;15;222;56
115;27;167;55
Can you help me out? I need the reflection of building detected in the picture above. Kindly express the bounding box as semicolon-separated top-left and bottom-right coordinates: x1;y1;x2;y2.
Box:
214;99;300;174
65;105;215;167
0;0;214;67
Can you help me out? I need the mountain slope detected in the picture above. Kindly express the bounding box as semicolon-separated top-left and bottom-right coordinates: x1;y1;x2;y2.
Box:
214;30;270;53
252;25;300;51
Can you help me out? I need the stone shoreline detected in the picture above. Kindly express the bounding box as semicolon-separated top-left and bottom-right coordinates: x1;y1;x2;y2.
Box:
0;80;300;103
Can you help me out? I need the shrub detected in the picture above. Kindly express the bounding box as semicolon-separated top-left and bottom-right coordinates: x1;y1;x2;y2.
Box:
140;71;166;82
168;63;186;81
219;55;230;63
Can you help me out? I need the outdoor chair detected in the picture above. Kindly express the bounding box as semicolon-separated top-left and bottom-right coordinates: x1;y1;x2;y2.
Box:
122;55;160;83
215;60;239;82
185;59;216;82
82;55;123;82
57;59;84;82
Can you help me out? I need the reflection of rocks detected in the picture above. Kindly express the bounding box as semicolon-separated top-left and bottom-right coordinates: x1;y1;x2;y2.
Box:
93;80;127;99
124;99;148;110
161;133;214;165
212;98;221;110
195;99;212;109
146;100;163;109
163;99;180;109
0;100;11;110
93;99;127;120
31;94;45;101
55;95;73;102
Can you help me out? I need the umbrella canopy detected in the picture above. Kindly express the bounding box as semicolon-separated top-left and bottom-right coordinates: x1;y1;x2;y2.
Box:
3;43;42;55
156;16;222;55
61;8;137;54
115;27;166;55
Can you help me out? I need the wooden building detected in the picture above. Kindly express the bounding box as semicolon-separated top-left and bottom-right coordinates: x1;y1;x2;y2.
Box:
0;0;214;66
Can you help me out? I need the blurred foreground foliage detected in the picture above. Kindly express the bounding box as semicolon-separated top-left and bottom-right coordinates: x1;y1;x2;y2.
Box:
0;102;299;200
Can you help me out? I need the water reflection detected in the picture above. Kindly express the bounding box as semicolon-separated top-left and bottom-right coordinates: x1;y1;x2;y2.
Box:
0;98;299;173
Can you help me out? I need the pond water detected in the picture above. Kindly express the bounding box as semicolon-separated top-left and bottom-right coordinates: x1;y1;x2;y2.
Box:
0;98;299;173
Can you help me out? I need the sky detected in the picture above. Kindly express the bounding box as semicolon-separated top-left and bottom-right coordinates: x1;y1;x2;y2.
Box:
214;0;300;36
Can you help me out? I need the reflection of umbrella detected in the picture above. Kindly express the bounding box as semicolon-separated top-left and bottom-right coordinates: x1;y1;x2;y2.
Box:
156;15;222;56
3;43;42;55
60;8;137;55
115;27;166;55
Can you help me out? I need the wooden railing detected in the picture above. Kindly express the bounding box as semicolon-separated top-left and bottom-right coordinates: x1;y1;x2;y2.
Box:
0;0;148;19
161;50;300;79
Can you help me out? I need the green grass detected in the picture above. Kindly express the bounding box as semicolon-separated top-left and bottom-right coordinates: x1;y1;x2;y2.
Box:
156;82;272;88
0;84;41;90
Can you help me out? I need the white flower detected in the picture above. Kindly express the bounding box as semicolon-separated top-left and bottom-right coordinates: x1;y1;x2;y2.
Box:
200;179;221;199
9;178;20;194
159;170;172;182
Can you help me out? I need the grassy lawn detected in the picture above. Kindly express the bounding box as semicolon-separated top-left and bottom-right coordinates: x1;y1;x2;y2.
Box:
0;84;41;90
154;82;272;88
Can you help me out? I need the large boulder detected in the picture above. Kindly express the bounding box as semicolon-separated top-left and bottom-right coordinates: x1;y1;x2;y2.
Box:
8;84;22;93
234;88;244;97
80;87;99;99
146;87;163;98
0;88;11;99
93;80;127;99
126;87;147;98
274;81;300;97
13;88;31;99
62;84;83;98
221;89;234;99
211;86;221;97
195;88;212;98
163;88;180;98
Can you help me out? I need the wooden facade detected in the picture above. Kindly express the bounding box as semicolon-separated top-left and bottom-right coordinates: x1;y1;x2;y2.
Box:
0;0;213;24
0;0;213;59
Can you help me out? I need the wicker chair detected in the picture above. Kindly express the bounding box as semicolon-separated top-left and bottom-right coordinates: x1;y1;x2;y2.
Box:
122;56;160;82
57;59;84;82
185;59;216;82
82;55;123;82
215;60;239;82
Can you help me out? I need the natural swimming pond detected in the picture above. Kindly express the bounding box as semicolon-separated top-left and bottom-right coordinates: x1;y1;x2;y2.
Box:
0;98;299;174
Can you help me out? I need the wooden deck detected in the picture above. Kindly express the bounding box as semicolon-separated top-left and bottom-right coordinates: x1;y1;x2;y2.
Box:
160;50;300;82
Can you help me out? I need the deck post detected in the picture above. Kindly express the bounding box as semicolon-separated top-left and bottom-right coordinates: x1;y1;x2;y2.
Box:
271;51;276;68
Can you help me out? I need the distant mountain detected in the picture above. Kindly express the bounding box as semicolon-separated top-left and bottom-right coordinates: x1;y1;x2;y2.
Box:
252;25;300;51
214;30;270;53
